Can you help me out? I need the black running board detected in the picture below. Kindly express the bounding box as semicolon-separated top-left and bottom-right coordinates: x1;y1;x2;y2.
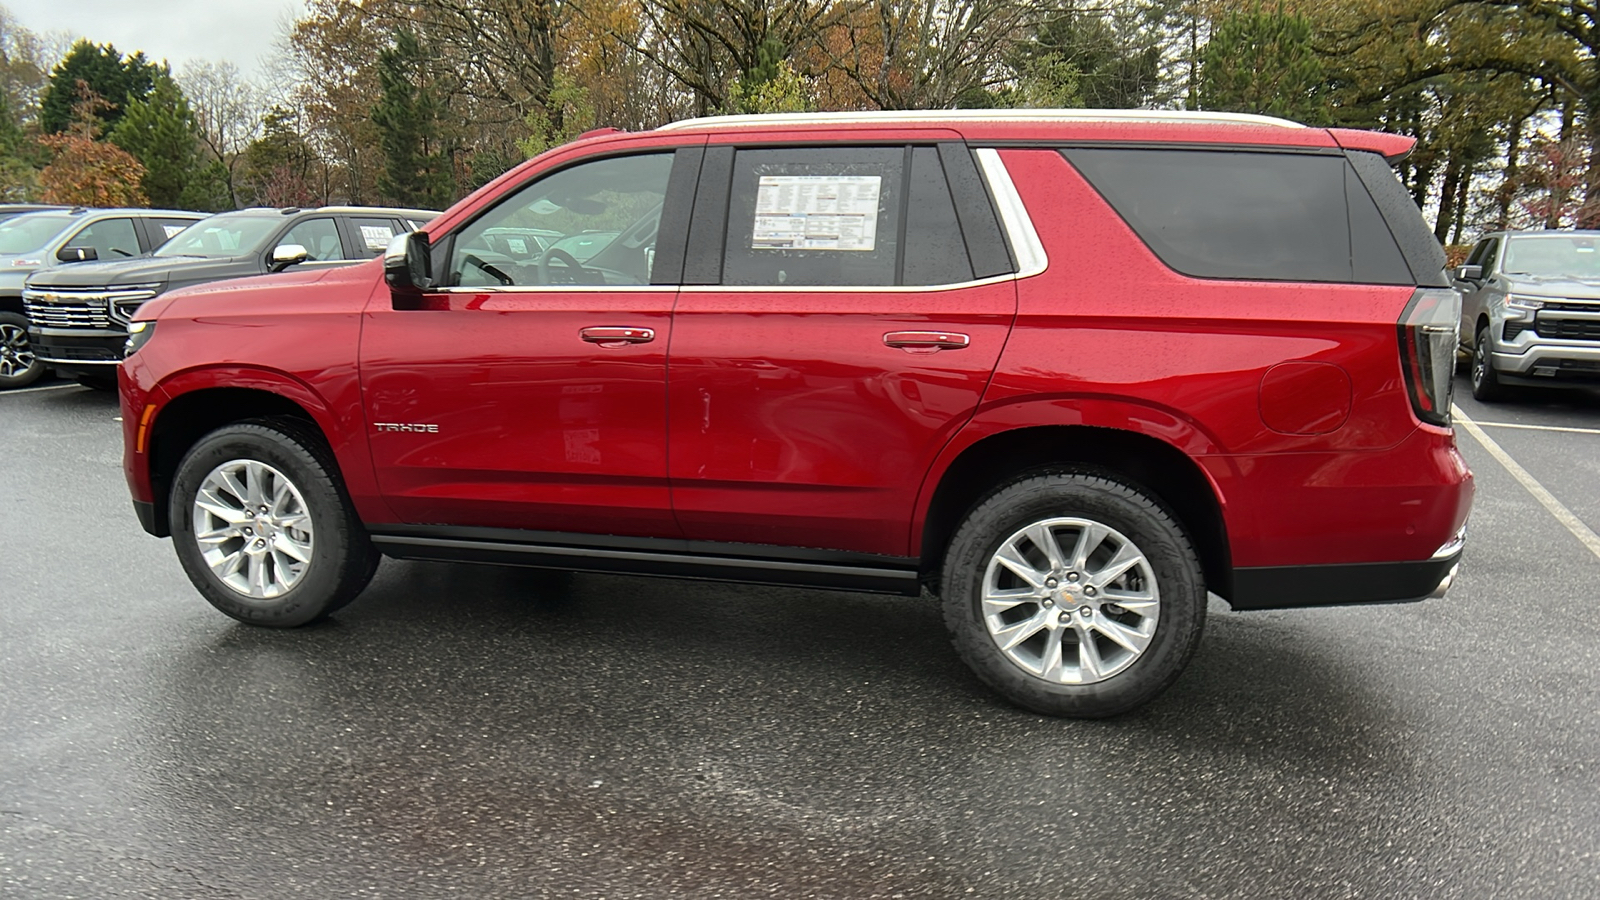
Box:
367;524;923;596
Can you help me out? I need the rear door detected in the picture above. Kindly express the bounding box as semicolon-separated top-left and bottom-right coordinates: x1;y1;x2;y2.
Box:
666;141;1017;557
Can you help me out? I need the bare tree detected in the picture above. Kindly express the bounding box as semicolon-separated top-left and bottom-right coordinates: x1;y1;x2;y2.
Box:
179;60;264;207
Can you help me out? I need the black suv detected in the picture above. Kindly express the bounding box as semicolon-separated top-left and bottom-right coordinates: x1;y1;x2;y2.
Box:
24;205;437;386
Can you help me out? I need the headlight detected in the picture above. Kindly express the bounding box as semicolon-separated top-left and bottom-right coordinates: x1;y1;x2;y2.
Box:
1506;294;1548;311
106;283;163;323
125;321;156;357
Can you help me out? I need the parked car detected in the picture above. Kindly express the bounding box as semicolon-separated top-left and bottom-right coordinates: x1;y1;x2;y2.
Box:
0;207;204;389
118;110;1473;717
24;206;438;389
1454;229;1600;400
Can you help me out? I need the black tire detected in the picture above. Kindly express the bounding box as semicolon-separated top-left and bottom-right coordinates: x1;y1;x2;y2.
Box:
75;371;117;391
0;311;45;390
169;417;378;627
1470;324;1509;402
941;471;1206;718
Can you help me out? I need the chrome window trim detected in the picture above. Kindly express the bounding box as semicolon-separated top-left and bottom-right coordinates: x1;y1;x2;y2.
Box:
427;149;1049;294
974;148;1048;279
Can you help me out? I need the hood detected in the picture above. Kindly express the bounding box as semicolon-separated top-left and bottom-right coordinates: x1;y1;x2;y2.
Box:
25;255;248;289
143;265;340;321
1500;273;1600;300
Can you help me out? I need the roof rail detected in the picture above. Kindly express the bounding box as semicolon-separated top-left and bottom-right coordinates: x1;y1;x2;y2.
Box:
656;109;1307;132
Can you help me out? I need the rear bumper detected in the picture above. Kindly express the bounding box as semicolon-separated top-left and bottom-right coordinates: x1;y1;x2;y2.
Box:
1230;550;1462;610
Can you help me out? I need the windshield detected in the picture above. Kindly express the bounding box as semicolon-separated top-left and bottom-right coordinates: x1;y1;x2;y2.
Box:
155;214;283;259
1501;235;1600;278
0;215;75;255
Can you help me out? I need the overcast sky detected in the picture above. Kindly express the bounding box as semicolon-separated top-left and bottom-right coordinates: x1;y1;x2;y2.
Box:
8;0;306;80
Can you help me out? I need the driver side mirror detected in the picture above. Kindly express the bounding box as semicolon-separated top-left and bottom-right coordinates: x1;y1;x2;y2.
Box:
57;246;97;262
384;231;434;305
269;243;309;273
1455;264;1483;283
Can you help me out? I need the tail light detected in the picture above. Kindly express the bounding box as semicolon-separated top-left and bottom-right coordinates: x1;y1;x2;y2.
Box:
1397;287;1460;427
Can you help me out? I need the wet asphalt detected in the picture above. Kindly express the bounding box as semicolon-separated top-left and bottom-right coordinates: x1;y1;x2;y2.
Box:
2;376;1598;898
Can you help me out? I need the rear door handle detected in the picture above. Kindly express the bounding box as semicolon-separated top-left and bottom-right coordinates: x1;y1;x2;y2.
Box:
580;326;655;348
883;331;970;353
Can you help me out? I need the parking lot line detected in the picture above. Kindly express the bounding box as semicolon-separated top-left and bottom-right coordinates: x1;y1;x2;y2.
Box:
0;383;83;396
1454;404;1600;562
1471;420;1600;436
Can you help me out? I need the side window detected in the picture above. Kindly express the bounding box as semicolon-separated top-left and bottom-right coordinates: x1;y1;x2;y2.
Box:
351;217;402;258
151;218;197;246
279;218;344;262
1480;238;1500;276
722;146;902;287
65;217;141;260
1063;148;1356;283
1465;240;1489;268
447;152;673;288
903;146;974;285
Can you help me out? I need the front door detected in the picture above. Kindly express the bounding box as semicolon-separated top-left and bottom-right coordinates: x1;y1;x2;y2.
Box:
360;149;691;537
667;143;1018;557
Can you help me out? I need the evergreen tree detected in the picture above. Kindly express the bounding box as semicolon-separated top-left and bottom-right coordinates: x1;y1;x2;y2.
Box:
1012;3;1161;109
111;74;210;208
371;29;453;209
1198;4;1330;125
40;41;161;134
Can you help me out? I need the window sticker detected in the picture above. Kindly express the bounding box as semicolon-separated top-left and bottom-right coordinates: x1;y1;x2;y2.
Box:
162;224;188;238
360;224;396;251
751;175;881;251
506;238;528;255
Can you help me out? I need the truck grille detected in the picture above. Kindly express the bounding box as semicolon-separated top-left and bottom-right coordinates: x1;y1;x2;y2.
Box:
23;285;159;328
1533;316;1600;341
23;296;110;328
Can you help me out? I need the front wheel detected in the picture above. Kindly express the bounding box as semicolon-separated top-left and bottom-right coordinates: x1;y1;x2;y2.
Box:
169;419;378;626
942;472;1206;718
0;312;44;389
1471;325;1510;402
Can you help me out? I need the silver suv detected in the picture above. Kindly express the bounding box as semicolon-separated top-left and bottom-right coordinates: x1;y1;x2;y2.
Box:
1455;229;1600;400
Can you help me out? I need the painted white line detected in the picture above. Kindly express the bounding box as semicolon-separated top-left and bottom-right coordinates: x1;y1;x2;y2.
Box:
1472;420;1600;436
1453;404;1600;563
0;382;85;396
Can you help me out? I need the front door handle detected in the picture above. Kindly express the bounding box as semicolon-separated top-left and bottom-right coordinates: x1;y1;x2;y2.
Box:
883;331;970;353
580;326;655;348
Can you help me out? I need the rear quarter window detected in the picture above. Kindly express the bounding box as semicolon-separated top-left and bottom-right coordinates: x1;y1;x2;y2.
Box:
1063;148;1357;284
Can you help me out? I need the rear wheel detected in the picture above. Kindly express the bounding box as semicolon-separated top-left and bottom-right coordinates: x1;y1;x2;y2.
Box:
942;472;1206;718
169;419;377;626
0;312;44;390
1471;324;1509;402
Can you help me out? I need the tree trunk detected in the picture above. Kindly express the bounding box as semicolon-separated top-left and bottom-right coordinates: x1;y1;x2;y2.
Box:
1450;157;1472;243
1496;115;1524;230
1435;150;1462;244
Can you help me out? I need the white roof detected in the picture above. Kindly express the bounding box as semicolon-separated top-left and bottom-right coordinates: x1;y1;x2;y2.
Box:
657;109;1306;132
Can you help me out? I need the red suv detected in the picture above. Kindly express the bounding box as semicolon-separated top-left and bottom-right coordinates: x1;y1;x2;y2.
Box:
119;111;1473;717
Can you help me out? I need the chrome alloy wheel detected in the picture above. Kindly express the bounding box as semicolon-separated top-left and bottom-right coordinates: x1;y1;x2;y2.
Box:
981;517;1160;684
0;322;35;379
1472;339;1488;390
191;459;315;599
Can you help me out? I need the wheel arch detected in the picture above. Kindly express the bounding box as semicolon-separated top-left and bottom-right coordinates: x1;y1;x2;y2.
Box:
142;379;335;536
917;423;1232;600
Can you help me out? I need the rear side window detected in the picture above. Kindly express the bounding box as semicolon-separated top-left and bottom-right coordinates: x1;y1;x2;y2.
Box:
1063;148;1354;283
903;146;975;285
1346;150;1449;286
151;218;197;244
723;147;903;287
351;217;402;257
